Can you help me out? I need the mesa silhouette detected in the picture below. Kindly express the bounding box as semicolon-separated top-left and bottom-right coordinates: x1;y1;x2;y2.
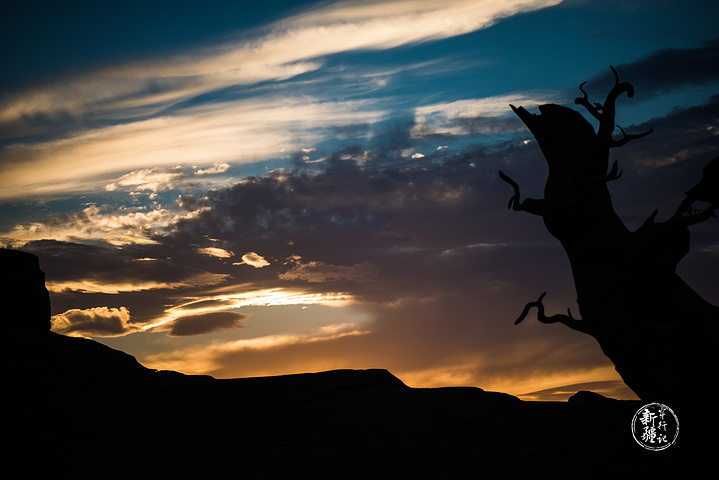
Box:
3;249;696;477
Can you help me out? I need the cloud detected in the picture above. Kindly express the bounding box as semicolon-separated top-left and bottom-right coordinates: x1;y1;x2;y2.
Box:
113;145;608;393
45;275;228;295
0;0;561;133
198;247;234;259
51;306;139;337
0;0;564;200
275;0;563;52
105;164;231;193
168;287;354;313
0;62;323;139
604;94;719;208
279;260;379;283
195;163;230;175
2;202;210;246
18;240;229;295
585;37;719;97
412;93;559;137
235;252;271;268
163;311;250;337
0;98;385;200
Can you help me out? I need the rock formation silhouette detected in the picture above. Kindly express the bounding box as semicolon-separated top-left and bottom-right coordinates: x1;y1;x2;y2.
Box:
1;249;51;334
2;247;695;476
500;67;719;410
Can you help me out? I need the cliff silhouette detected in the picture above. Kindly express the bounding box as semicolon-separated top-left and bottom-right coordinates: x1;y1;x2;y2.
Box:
1;250;698;478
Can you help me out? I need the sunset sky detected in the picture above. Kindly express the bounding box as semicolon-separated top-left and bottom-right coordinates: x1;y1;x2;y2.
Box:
2;0;718;401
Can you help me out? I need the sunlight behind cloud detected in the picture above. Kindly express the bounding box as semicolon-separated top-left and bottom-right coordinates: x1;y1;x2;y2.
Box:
145;287;356;333
142;323;370;375
173;288;354;313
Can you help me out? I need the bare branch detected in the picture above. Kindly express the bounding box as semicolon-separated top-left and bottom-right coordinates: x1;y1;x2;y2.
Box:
605;160;622;182
514;291;547;325
498;171;544;216
640;209;660;229
574;82;602;120
574;66;652;148
610;125;654;149
514;292;591;334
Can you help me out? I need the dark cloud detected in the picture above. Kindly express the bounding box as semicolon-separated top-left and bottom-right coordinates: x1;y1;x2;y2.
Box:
581;38;719;98
159;143;555;304
446;116;525;136
165;311;250;337
608;95;719;229
20;239;230;323
21;239;216;285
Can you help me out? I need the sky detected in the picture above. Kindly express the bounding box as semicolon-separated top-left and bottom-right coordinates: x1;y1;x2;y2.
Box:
1;0;718;401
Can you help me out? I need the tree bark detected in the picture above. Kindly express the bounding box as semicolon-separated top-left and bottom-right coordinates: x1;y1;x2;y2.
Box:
502;67;719;408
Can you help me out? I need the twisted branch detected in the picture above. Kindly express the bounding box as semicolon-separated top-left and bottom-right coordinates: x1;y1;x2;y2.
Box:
514;292;591;334
498;170;544;216
575;81;602;121
605;160;622;182
610;125;653;149
574;66;653;149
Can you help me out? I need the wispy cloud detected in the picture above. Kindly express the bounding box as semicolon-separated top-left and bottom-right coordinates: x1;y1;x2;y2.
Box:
0;0;562;131
0;98;385;200
46;273;229;295
412;92;559;137
279;259;379;283
0;0;563;200
198;247;234;259
138;286;356;333
2;202;209;246
105;163;230;194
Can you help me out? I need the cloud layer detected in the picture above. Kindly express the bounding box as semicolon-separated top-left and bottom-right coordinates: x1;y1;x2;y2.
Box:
0;0;562;200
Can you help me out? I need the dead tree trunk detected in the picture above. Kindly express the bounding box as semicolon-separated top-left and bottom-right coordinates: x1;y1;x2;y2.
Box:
501;67;719;407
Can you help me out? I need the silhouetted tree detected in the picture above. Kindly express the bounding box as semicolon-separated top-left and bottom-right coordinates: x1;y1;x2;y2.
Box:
500;67;718;407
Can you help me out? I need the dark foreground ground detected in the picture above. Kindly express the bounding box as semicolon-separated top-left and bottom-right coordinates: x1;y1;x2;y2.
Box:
3;332;705;478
